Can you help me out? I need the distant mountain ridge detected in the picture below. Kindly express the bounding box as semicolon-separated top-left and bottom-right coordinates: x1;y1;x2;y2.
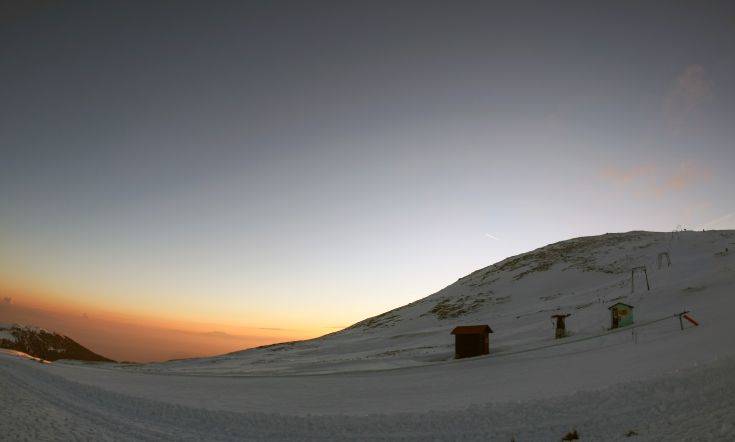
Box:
0;323;114;362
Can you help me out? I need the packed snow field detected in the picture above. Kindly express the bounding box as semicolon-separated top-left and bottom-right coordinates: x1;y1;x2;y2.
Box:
1;230;734;440
2;351;734;441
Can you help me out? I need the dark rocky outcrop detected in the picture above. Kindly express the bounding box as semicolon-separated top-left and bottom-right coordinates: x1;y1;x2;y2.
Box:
0;324;114;362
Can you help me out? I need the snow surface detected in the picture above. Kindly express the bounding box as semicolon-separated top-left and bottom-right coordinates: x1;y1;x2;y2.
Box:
1;350;734;440
0;323;19;343
1;230;734;440
0;331;16;343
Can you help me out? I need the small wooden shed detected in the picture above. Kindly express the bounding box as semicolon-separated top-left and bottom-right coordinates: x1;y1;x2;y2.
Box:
608;302;634;329
551;313;570;339
451;325;493;359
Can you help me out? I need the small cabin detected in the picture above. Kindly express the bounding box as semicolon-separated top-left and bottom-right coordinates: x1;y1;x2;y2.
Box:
451;325;493;359
608;302;634;329
551;313;570;339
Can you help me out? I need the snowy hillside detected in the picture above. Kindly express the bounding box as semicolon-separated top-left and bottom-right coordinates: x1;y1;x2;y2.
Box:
0;323;114;362
2;230;734;440
129;230;735;375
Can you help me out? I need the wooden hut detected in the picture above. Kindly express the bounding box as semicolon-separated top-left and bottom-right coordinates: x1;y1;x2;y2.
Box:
608;302;634;329
551;313;570;339
451;325;493;359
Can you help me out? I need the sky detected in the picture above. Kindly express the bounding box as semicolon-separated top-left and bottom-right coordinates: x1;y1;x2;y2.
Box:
1;1;734;361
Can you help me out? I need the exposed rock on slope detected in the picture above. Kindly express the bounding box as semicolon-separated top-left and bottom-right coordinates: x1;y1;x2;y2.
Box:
0;323;114;362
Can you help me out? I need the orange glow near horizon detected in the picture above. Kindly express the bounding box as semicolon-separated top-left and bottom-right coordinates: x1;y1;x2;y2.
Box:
0;281;344;362
0;271;350;332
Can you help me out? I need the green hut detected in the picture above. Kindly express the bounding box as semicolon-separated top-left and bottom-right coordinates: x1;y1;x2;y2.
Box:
608;302;634;329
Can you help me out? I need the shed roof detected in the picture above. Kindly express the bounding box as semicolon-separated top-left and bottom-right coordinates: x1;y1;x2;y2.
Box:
451;325;493;335
607;302;634;310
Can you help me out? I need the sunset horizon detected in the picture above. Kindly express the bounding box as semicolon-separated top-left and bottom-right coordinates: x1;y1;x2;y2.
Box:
1;2;734;439
3;227;732;362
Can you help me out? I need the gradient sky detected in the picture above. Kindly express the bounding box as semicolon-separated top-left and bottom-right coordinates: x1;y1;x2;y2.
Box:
1;1;734;360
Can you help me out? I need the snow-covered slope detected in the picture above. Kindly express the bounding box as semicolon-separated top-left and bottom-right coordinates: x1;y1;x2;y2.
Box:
2;230;734;440
0;323;114;362
130;230;735;375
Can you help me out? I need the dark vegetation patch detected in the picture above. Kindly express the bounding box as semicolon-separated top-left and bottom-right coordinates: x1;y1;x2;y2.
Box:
682;286;707;294
424;295;510;320
606;295;628;303
368;346;436;358
424;297;484;320
540;293;563;301
256;341;300;351
465;232;653;282
347;311;402;330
